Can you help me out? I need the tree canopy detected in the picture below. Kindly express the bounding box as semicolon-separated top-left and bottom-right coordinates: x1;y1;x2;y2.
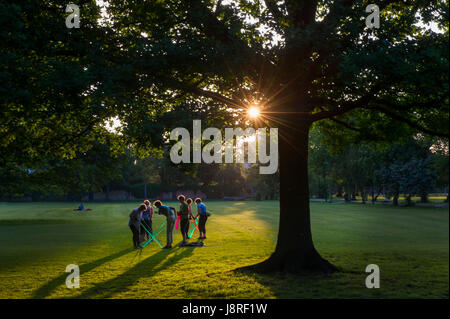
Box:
1;1;448;165
1;0;448;272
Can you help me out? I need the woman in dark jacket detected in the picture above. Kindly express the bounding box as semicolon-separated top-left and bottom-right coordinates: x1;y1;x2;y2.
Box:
129;204;147;249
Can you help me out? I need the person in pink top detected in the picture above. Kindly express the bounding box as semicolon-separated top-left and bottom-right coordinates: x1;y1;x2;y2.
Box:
186;198;193;218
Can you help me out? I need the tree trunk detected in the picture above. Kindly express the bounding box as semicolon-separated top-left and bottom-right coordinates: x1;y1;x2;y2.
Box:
241;117;337;273
406;195;413;206
393;194;399;206
420;193;428;203
372;187;381;204
106;184;110;201
344;193;350;202
371;186;375;204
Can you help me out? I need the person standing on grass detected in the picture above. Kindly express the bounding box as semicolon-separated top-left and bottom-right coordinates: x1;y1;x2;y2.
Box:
195;198;208;239
153;200;176;249
178;195;192;246
141;200;153;241
129;204;147;249
186;198;193;218
186;197;195;233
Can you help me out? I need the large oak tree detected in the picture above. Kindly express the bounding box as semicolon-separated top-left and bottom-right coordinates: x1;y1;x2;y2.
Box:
1;0;448;272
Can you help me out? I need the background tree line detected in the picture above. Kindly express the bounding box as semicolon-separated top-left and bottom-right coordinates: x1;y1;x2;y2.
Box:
1;128;447;204
309;127;449;205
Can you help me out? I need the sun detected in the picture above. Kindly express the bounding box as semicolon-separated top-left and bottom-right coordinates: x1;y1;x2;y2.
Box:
247;106;260;118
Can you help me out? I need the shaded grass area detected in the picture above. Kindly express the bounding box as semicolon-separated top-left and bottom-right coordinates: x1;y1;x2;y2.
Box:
0;201;447;298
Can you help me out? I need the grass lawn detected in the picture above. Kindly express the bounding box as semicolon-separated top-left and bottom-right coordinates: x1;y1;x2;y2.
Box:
0;201;448;299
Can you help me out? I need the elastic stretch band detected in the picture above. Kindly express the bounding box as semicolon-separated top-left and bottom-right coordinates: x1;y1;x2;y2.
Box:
141;221;166;248
187;217;199;239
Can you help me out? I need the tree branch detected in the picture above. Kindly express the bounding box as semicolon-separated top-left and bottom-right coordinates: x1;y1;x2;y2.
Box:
189;86;243;109
264;0;286;25
285;0;318;27
50;120;98;153
329;117;361;132
312;95;449;138
184;0;275;78
370;105;449;139
215;0;223;14
321;0;356;27
328;117;380;140
321;0;399;28
310;84;385;122
309;96;370;122
169;79;243;109
185;0;239;44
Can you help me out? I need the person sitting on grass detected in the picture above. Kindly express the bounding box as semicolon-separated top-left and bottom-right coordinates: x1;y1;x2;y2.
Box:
141;200;153;242
73;203;84;211
153;200;176;249
195;198;208;240
178;195;192;246
73;203;93;212
129;204;147;249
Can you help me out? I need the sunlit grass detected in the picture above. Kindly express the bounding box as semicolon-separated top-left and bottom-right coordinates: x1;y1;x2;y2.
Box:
0;201;447;298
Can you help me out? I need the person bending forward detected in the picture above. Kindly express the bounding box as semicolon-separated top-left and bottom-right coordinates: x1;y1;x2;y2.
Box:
129;204;147;249
154;200;176;249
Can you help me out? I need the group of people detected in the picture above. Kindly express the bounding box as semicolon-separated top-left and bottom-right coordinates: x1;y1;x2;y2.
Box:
128;195;209;249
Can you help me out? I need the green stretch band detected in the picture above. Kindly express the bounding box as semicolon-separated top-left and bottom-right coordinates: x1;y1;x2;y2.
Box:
188;217;199;239
142;220;166;240
141;223;163;248
148;221;166;241
141;221;166;248
140;222;159;248
147;221;167;240
148;222;167;245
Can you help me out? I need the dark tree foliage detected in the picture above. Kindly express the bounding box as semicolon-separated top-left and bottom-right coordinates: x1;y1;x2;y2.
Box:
1;0;448;272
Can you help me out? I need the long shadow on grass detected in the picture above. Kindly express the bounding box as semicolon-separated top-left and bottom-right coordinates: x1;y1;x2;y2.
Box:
32;247;133;299
232;268;343;298
73;243;195;299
